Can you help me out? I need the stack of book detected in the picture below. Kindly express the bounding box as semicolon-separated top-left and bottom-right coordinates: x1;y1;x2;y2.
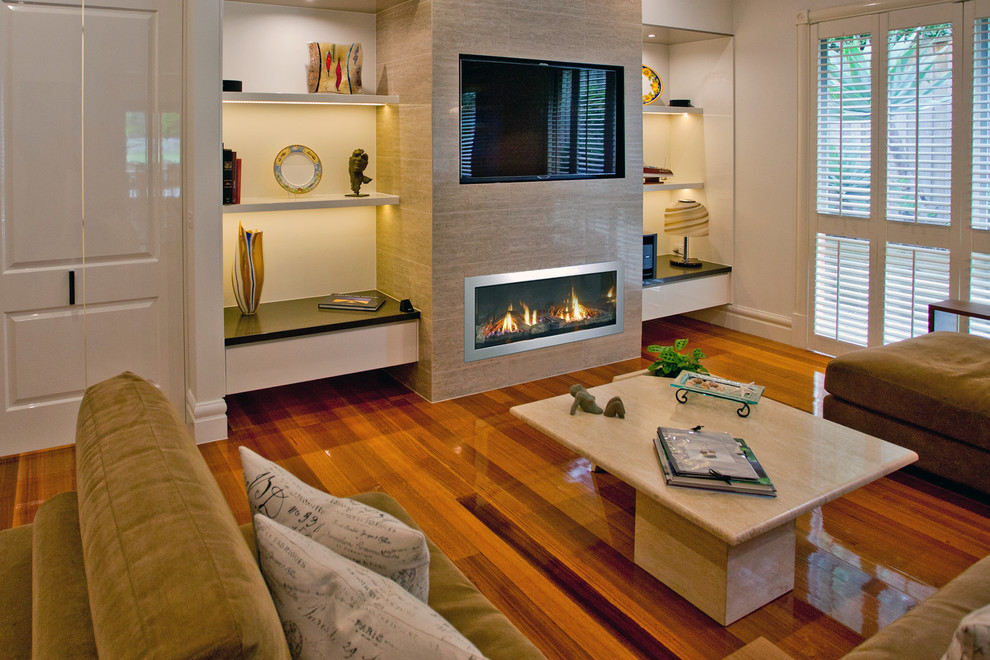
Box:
317;293;385;312
653;426;776;496
644;165;673;184
223;147;242;205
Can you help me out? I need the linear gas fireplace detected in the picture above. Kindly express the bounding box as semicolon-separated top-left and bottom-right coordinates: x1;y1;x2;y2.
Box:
464;261;623;362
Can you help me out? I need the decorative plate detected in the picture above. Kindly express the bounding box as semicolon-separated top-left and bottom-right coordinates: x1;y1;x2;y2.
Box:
642;65;662;105
273;145;322;194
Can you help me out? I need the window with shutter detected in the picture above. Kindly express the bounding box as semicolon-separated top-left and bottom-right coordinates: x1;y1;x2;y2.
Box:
806;4;990;353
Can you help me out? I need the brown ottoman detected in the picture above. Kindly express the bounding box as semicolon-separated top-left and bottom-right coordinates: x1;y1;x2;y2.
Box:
823;331;990;496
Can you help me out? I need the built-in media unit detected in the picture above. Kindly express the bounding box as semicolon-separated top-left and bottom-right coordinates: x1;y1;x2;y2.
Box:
459;54;624;184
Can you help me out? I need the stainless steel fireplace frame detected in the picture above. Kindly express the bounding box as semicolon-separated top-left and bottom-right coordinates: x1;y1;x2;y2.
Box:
464;260;624;362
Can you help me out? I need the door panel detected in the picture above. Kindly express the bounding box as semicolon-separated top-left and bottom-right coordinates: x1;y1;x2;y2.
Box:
0;0;183;456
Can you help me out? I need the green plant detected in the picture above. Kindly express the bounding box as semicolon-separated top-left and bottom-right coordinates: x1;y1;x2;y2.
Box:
646;339;709;377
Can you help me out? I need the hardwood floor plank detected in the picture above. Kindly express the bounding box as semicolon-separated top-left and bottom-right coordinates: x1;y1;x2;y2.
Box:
1;316;987;660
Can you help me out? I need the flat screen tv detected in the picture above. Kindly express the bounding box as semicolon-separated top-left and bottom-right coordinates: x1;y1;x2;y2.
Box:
459;54;624;184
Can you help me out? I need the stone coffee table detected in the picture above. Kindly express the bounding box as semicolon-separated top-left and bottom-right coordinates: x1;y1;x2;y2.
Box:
510;374;918;625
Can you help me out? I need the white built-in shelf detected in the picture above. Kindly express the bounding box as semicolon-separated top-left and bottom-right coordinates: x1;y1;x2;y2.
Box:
222;91;399;106
643;105;703;115
644;182;704;191
223;192;400;213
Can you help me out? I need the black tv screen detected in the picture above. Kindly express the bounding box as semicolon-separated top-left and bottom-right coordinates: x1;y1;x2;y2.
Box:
459;54;624;184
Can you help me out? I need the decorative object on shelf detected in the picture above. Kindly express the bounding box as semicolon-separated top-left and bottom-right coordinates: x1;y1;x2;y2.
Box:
642;65;662;105
643;164;673;184
603;396;626;418
232;222;264;316
669;99;693;107
274;144;322;194
646;338;708;378
569;384;603;415
664;199;709;268
346;148;372;197
307;42;363;94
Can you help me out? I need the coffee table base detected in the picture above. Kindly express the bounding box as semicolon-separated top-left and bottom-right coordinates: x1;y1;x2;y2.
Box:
633;492;795;625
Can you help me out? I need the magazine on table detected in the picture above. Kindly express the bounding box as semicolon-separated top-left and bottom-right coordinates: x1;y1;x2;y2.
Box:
654;426;776;496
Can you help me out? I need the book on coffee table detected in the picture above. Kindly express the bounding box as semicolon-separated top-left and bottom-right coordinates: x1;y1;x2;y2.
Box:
654;427;776;496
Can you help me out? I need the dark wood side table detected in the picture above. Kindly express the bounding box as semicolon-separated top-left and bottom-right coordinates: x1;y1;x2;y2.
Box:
927;298;990;332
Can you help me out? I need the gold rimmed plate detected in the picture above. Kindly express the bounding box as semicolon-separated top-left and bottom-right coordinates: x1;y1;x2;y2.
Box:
274;144;322;194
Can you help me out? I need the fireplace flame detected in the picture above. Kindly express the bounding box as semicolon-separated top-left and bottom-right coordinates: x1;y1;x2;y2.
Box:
500;304;519;333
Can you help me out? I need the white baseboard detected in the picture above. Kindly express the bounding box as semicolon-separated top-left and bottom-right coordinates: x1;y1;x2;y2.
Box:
687;304;794;345
185;392;228;444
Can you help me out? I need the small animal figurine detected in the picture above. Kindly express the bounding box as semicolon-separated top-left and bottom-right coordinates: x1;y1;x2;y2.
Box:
603;396;625;418
346;148;372;196
569;384;603;415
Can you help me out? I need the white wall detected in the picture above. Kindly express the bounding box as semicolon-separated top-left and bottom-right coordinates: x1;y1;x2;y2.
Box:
717;0;855;345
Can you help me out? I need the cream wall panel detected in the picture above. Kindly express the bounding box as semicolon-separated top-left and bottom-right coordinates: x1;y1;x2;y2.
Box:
223;1;376;94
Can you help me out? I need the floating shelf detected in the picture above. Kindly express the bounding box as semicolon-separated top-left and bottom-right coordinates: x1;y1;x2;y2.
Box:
643;182;705;191
222;91;399;105
223;192;400;213
643;105;703;115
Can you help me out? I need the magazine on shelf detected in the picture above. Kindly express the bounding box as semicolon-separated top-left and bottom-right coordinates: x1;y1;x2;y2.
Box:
654;427;776;496
317;293;385;312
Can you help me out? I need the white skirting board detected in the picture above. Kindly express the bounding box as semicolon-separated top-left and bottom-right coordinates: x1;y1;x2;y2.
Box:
225;320;419;395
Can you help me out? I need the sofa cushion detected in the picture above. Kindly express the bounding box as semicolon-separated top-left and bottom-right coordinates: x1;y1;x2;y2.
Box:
253;515;486;660
31;491;96;658
0;523;32;660
349;492;548;660
74;372;290;659
843;554;990;659
823;332;990;451
240;446;430;601
943;602;990;660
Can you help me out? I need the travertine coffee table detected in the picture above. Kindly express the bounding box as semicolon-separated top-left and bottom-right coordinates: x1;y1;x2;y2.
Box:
510;374;917;625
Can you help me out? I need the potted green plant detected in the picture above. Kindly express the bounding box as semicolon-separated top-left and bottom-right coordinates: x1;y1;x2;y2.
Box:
646;339;709;378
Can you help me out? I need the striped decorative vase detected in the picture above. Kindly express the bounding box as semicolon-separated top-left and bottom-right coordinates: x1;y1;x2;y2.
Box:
232;222;264;315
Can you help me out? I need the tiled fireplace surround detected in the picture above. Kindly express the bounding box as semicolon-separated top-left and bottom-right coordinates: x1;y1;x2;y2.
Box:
375;0;644;401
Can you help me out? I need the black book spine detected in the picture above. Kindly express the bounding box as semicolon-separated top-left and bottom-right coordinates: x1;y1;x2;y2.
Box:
222;148;235;205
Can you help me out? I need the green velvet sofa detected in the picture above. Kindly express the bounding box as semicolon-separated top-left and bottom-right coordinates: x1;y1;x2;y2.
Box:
0;372;545;659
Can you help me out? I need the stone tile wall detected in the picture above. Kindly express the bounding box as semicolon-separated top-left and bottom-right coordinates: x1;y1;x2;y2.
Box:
377;0;643;401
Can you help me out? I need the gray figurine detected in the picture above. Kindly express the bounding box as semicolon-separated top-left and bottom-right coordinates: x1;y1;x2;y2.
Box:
346;148;372;197
569;384;603;415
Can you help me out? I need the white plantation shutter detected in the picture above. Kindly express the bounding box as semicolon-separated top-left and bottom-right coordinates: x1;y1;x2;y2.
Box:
971;252;990;337
886;25;953;225
973;17;990;230
883;243;951;343
817;34;873;218
814;234;870;345
808;5;990;353
460;92;476;178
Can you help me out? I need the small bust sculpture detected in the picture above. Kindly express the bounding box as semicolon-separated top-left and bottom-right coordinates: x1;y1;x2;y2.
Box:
346;148;372;197
569;384;603;415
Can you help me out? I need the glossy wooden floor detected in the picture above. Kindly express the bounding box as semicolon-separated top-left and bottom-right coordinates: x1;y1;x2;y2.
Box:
2;316;988;659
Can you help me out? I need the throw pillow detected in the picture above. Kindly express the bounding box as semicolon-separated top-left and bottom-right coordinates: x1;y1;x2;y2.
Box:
254;516;487;660
239;447;430;601
943;603;990;660
307;42;363;94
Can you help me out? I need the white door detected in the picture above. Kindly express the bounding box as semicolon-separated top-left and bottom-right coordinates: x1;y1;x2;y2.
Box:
0;0;183;455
